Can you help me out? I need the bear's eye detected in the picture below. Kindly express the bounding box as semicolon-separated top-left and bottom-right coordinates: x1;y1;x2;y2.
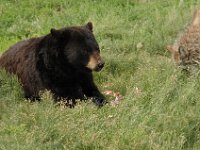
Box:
95;46;100;52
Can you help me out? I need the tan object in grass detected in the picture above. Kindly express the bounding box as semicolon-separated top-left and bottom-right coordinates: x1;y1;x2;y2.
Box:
103;90;123;107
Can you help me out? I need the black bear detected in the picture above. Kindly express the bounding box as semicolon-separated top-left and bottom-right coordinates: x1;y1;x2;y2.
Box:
0;22;106;107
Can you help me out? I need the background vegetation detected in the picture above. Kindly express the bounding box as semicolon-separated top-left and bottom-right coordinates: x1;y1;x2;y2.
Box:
1;0;200;149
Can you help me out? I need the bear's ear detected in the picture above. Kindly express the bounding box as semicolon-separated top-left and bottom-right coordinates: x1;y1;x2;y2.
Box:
85;22;93;32
50;28;62;38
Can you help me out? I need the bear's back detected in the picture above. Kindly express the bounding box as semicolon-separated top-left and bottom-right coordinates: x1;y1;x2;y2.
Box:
0;37;45;98
0;37;42;74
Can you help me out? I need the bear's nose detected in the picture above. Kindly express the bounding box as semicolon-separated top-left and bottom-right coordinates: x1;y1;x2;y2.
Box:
97;61;105;70
98;62;104;69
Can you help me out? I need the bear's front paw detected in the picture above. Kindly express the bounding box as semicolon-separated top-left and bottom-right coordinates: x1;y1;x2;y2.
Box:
91;97;107;107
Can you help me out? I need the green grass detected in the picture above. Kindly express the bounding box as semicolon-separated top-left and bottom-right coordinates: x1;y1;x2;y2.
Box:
1;0;200;149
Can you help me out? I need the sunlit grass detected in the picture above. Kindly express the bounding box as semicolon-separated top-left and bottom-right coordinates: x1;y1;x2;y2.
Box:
1;0;200;149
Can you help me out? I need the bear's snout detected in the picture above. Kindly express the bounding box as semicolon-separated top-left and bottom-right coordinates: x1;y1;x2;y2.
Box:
86;52;105;71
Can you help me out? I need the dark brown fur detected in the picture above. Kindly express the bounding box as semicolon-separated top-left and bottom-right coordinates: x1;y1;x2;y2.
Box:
0;22;106;107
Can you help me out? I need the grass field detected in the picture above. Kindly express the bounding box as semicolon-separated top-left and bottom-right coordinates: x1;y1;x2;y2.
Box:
1;0;200;149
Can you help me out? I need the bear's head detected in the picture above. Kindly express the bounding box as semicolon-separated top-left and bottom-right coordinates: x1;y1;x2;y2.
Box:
50;22;104;72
